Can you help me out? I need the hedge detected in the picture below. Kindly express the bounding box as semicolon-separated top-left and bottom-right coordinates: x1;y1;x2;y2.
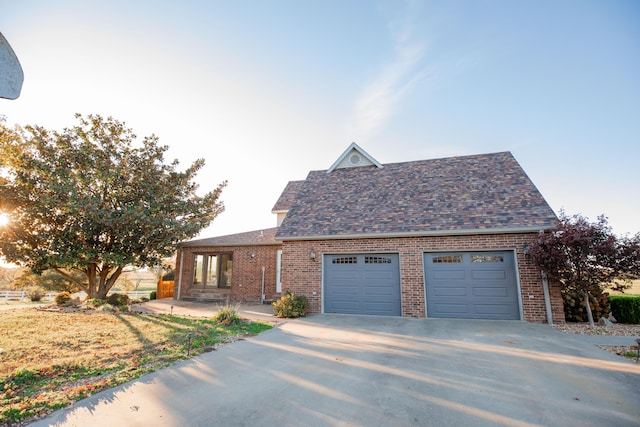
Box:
610;295;640;324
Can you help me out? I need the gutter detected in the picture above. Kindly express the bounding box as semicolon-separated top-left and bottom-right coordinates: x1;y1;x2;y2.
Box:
276;225;556;242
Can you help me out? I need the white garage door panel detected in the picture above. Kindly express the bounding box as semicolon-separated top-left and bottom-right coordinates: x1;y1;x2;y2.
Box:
424;251;520;320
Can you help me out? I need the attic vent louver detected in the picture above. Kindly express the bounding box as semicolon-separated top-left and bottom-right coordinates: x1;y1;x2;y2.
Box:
349;153;362;165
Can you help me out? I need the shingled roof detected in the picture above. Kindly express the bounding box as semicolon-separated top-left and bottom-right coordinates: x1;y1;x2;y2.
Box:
271;180;305;213
180;227;279;247
276;151;557;240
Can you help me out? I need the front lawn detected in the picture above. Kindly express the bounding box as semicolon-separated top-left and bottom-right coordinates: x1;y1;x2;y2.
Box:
0;306;272;426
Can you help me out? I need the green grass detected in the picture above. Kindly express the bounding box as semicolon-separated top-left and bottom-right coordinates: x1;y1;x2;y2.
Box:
0;308;272;426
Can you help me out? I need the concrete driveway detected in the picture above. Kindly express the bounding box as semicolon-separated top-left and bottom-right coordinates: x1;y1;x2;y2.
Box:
30;315;640;427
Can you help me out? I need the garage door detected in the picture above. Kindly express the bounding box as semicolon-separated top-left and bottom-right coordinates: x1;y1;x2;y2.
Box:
324;254;401;316
424;252;520;320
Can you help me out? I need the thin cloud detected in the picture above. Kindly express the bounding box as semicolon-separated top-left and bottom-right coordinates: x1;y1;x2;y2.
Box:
350;3;429;138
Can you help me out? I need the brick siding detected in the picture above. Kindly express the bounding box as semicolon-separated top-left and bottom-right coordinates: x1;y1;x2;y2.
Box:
280;233;565;323
175;244;281;303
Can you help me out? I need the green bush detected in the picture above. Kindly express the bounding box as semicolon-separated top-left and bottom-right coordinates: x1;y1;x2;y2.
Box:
610;295;640;324
149;291;157;300
54;291;72;306
106;293;130;307
561;288;609;322
272;291;308;318
212;304;242;326
91;298;106;307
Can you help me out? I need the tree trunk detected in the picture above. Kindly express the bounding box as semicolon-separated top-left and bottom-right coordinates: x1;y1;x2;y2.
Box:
86;263;98;299
94;265;124;300
584;290;595;328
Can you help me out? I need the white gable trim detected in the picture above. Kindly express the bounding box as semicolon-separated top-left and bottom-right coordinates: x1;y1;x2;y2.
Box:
326;142;383;173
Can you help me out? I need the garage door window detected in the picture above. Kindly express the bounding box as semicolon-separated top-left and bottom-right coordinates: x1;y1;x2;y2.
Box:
332;256;358;264
365;256;392;264
432;255;463;263
471;255;504;263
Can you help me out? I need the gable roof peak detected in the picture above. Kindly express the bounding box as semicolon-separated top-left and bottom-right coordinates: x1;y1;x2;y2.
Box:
327;142;383;173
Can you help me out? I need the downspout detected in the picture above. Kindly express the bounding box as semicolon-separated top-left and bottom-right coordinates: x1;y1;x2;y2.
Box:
541;270;553;325
261;266;265;304
177;249;184;301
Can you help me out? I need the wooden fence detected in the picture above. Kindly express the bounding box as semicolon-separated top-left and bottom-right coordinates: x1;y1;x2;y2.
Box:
157;280;174;299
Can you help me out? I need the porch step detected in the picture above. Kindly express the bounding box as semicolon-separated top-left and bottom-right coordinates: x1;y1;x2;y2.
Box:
183;291;229;303
263;293;282;304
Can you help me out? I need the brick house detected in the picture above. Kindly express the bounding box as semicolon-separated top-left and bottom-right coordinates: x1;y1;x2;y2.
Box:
175;143;564;323
175;228;282;304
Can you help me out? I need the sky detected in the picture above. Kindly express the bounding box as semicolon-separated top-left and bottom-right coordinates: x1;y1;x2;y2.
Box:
1;0;639;239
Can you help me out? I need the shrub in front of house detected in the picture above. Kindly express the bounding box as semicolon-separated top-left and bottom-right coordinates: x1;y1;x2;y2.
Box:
212;304;243;326
610;295;640;324
106;293;130;307
149;291;157;300
89;298;106;308
272;291;308;318
55;291;72;306
561;288;609;322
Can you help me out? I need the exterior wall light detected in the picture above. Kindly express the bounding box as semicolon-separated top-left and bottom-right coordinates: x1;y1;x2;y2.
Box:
309;249;316;261
523;244;531;256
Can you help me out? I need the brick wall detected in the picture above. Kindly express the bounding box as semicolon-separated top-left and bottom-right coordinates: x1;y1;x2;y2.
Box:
174;244;281;303
280;233;565;323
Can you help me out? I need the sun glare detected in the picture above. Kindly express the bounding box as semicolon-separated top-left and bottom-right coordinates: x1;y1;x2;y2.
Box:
0;213;9;226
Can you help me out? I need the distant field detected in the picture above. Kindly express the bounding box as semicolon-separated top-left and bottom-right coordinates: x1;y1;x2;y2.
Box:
608;279;640;295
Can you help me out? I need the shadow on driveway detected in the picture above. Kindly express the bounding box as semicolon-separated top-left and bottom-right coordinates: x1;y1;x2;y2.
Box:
30;315;640;427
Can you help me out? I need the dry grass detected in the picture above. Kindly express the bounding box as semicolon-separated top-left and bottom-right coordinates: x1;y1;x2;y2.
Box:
0;305;271;426
608;279;640;295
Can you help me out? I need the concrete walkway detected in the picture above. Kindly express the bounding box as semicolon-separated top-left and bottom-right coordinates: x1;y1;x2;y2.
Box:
29;313;640;427
130;298;283;325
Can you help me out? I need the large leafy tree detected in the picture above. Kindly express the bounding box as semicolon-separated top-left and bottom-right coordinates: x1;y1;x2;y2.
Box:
530;213;639;327
0;114;226;299
10;269;84;294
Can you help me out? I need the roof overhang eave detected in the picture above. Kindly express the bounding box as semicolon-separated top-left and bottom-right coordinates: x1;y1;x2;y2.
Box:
275;225;556;242
178;241;280;248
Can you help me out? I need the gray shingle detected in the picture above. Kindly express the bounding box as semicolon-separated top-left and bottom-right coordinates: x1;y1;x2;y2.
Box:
276;151;557;239
180;227;279;247
271;180;305;212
